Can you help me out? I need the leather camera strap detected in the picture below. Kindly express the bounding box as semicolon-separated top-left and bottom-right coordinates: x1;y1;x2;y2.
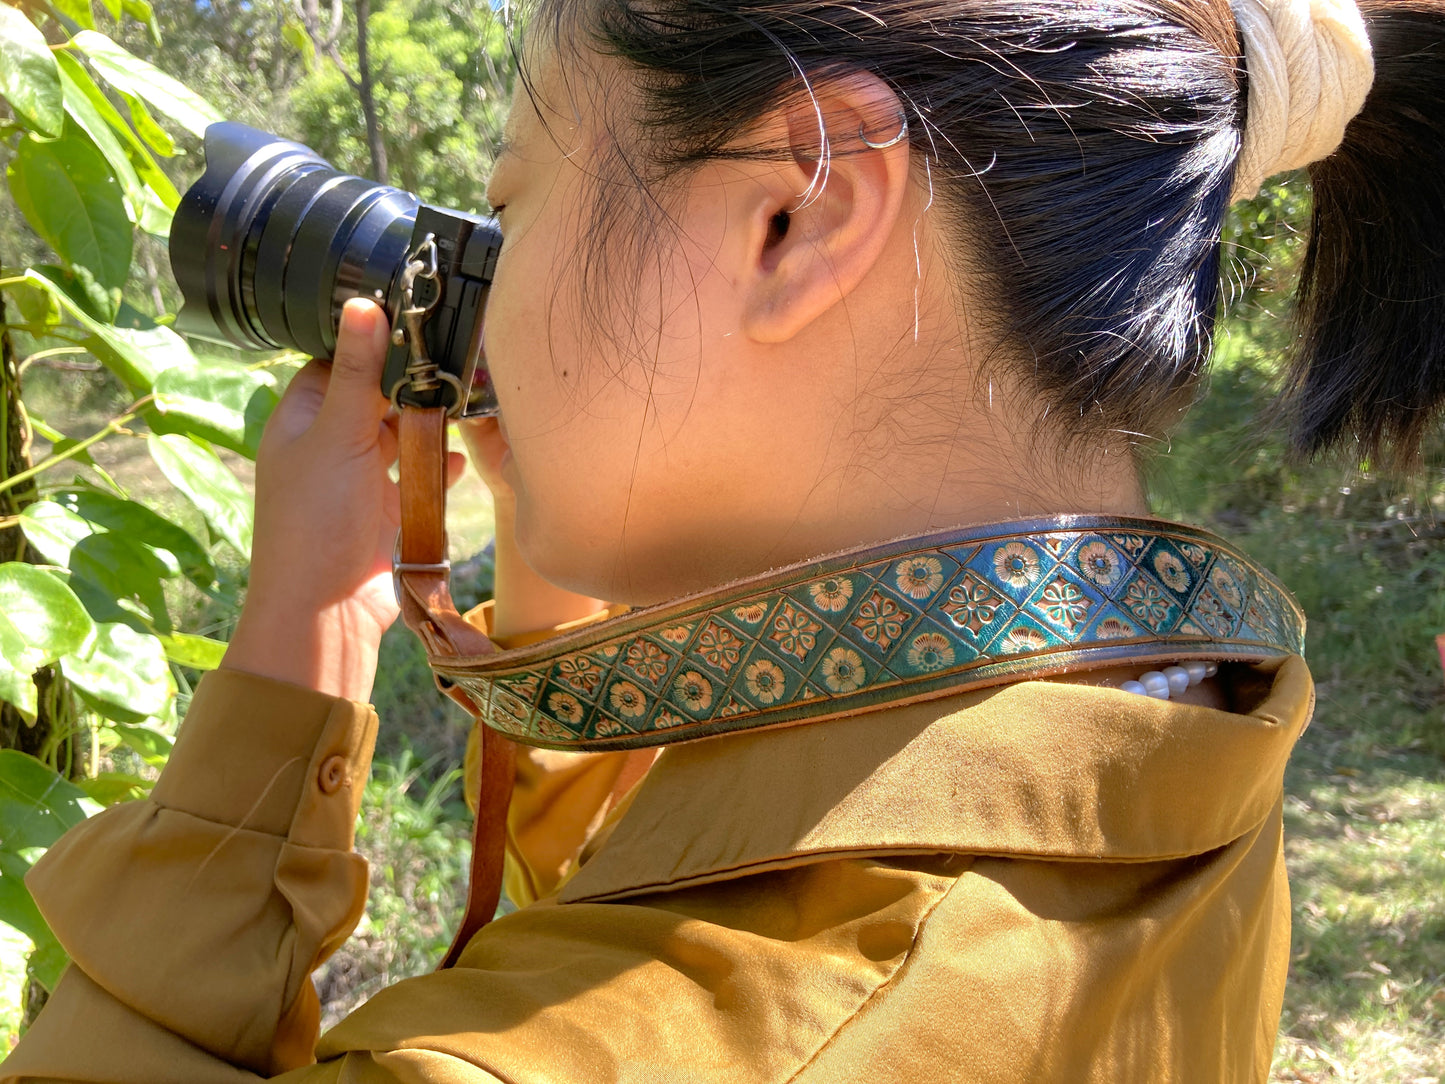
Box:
394;406;515;969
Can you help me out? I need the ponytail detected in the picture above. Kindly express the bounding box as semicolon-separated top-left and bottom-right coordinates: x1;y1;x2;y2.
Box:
1290;0;1445;463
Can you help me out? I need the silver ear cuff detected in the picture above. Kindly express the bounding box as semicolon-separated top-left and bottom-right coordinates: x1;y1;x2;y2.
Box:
859;111;909;150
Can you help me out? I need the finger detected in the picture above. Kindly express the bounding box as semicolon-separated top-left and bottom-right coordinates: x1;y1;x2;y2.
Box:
318;298;392;438
258;359;331;450
445;450;468;489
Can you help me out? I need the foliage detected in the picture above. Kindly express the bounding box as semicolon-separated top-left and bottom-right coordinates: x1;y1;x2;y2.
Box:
289;0;511;208
0;0;263;998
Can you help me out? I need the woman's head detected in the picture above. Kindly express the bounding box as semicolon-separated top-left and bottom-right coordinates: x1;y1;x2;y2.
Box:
478;0;1445;603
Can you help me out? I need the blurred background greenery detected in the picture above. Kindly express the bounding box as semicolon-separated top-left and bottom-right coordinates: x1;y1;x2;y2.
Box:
0;2;1440;1078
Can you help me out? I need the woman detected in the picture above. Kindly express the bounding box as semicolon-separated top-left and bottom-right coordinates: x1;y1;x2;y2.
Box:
7;0;1443;1080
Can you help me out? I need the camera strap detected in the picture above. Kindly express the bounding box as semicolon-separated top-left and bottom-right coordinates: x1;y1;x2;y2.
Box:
394;404;516;969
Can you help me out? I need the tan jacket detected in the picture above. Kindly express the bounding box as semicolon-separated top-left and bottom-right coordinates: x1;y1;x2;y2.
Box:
3;656;1313;1083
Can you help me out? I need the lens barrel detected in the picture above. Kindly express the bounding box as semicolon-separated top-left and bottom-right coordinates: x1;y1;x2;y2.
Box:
171;122;419;359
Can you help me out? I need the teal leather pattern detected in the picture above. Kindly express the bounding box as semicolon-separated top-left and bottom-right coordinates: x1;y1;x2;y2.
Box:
434;516;1306;751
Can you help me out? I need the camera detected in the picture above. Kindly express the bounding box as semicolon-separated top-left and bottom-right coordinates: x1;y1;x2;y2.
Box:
169;121;502;417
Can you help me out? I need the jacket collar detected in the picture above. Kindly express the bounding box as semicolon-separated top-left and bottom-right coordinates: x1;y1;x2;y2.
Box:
558;656;1313;903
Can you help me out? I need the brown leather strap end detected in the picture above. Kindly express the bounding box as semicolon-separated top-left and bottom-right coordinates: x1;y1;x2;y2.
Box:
394;405;516;969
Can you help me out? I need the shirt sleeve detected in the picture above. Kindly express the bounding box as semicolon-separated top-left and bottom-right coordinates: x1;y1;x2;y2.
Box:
1;669;396;1083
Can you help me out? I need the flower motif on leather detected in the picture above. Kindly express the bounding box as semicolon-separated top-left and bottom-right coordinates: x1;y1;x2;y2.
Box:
1209;564;1244;609
673;670;714;713
1179;542;1209;567
999;627;1049;654
608;681;647;719
1123;577;1171;628
906;632;955;672
1095;617;1137;640
1076;541;1122;588
770;602;822;661
623;637;669;684
1153;550;1190;592
660;624;692;644
1195;590;1231;636
654;708;688;729
808;576;855;613
994;542;1042;588
556;654;602;695
941;574;1006;635
696;621;743;674
546;691;584;725
1036;577;1091;632
895;556;945;600
820;647;866;693
744;659;786;704
1112;534;1147;557
595;717;626;738
851;591;906;649
732;601;769;625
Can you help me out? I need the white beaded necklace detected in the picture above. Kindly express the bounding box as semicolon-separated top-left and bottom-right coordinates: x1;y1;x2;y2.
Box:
1121;661;1220;700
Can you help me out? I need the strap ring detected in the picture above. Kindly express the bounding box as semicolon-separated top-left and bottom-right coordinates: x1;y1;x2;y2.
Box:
392;528;452;605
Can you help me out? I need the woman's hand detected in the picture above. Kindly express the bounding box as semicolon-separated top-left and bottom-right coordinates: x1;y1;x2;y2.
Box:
458;416;609;641
223;299;463;702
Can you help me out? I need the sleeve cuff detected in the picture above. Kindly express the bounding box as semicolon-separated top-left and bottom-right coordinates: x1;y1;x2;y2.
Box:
463;598;630;651
151;669;378;848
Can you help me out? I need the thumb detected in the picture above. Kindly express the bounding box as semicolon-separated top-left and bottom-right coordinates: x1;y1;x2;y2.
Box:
318;298;392;436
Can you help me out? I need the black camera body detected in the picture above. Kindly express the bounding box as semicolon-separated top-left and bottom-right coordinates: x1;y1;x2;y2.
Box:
170;122;502;416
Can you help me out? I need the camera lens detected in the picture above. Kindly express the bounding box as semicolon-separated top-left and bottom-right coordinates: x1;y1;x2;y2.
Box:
170;122;419;358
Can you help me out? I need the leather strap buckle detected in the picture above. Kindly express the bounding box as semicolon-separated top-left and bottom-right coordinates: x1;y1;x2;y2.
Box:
391;530;452;606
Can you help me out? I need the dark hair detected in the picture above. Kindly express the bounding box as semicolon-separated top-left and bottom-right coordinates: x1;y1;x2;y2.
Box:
533;0;1445;464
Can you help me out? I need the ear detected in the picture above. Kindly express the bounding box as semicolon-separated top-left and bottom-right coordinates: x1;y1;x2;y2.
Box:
731;74;913;344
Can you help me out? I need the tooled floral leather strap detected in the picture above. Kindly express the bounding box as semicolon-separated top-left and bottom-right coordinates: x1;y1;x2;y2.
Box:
426;515;1306;752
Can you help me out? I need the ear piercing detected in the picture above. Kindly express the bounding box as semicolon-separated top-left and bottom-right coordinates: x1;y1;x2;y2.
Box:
859;111;909;150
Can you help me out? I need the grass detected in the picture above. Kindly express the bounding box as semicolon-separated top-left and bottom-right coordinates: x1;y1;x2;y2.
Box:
1150;334;1445;1081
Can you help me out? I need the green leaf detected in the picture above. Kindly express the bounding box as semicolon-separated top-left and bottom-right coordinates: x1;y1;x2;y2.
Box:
150;361;279;458
26;419;126;497
0;850;69;992
67;532;174;632
33;263;115;325
77;770;151;805
103;721;172;763
0;4;64;137
156;631;226;671
0;750;91;852
118;88;172;156
56;52;173;235
95;0;121;21
4;275;60;330
72;30;222;139
61;621;172;722
54;489;213;587
147;434;253;555
20;500;95;567
56;52;179;215
0;565;94;722
7;125;132;295
281;19;316;70
25;268;196;394
51;0;96;31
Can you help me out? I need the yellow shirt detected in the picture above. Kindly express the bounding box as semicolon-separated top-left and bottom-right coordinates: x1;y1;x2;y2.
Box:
4;655;1313;1083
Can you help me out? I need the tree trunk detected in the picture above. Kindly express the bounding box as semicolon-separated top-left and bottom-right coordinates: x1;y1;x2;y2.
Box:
0;280;84;1025
354;0;387;183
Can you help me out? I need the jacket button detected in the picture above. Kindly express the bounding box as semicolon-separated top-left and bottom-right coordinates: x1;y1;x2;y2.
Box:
317;755;349;794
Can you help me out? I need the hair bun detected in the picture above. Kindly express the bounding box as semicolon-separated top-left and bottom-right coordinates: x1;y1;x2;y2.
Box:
1230;0;1375;201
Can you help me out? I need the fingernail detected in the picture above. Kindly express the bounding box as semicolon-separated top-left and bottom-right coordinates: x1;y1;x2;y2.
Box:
341;297;378;339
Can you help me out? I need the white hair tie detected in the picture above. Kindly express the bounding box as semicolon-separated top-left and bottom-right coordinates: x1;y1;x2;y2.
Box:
1229;0;1375;202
